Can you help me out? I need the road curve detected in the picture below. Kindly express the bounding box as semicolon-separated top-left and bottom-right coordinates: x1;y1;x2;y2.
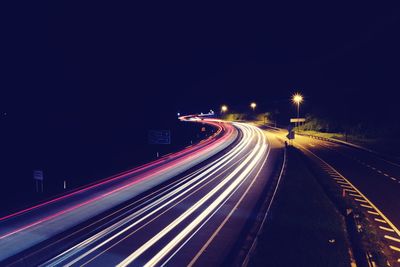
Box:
0;117;236;263
37;122;279;267
2;119;284;267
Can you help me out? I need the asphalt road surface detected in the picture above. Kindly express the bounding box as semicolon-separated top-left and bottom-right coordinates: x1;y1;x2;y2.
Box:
1;118;284;266
267;126;400;263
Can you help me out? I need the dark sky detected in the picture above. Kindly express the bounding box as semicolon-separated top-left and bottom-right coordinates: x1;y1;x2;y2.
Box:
2;2;400;127
1;2;400;202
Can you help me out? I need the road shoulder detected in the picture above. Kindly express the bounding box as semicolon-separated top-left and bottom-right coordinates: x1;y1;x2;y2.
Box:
249;147;352;267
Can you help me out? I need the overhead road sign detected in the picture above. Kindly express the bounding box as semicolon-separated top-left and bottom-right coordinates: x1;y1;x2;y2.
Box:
148;130;171;145
33;170;44;181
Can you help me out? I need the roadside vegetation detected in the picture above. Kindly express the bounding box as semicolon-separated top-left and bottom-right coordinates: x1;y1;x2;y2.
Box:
235;111;400;161
296;115;400;161
222;112;275;125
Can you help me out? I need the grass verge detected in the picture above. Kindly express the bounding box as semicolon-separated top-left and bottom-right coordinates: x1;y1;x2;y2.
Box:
297;130;400;161
249;147;352;267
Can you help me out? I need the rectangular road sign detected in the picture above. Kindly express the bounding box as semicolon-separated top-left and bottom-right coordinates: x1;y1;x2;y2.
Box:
290;118;306;123
33;170;44;181
148;130;171;144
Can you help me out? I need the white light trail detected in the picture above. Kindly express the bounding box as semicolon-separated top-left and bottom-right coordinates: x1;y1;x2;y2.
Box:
117;124;267;267
43;124;255;266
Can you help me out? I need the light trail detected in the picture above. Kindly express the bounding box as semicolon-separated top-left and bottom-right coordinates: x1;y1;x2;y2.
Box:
41;123;254;266
0;120;224;223
145;127;268;267
116;124;267;266
2;118;275;267
0;122;233;240
0;116;237;263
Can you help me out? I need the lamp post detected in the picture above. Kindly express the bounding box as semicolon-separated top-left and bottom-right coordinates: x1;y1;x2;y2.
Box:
292;93;303;130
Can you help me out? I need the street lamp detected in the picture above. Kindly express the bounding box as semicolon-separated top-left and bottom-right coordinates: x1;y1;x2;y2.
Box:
250;102;256;111
221;105;228;113
292;93;303;129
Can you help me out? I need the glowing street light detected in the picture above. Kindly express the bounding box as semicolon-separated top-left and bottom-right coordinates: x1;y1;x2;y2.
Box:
221;105;228;113
250;102;257;111
292;93;303;129
292;93;303;105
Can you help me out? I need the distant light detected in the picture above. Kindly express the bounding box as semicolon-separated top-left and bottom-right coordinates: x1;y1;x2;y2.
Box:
177;112;180;116
221;105;228;113
292;92;303;131
250;102;257;110
292;93;303;104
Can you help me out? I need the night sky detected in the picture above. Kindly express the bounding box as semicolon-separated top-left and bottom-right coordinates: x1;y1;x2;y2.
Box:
1;2;400;203
3;2;400;120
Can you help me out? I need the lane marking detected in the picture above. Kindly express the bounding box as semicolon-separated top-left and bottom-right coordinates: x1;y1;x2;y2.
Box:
384;235;400;243
355;198;368;203
333;177;344;181
360;204;373;209
344;189;357;193
367;211;379;216
389;245;400;252
379;226;395;232
273;130;400;264
291;141;400;240
349;193;361;197
375;218;387;224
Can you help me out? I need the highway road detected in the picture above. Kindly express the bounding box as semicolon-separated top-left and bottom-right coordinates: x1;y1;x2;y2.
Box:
1;118;284;266
266;126;400;263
